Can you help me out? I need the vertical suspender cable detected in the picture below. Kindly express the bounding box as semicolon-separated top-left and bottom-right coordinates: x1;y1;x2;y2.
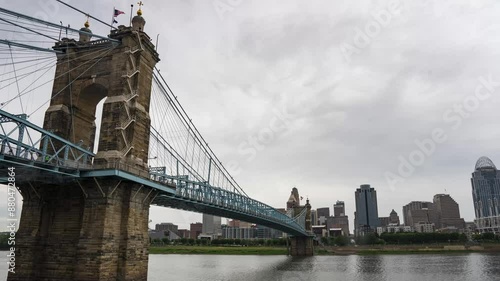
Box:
67;45;76;143
8;44;25;113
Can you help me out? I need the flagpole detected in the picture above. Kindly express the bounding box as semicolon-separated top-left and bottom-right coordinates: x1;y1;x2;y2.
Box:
110;6;115;33
129;4;134;26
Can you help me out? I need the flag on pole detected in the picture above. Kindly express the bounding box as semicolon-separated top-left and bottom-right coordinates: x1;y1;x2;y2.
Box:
114;9;125;17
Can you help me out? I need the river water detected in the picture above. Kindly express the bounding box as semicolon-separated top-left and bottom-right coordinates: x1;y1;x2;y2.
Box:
2;253;500;280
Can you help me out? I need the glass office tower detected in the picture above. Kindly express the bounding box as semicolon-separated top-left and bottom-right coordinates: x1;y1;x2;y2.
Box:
472;156;500;233
354;184;379;236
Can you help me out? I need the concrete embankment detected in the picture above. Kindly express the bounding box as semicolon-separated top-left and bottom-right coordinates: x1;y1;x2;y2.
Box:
318;244;500;255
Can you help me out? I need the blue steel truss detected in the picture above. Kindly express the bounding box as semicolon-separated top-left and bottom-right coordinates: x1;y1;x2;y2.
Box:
151;174;308;236
0;109;94;174
0;109;310;236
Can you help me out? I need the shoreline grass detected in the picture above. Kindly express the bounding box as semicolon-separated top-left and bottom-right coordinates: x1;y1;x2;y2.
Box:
149;245;288;255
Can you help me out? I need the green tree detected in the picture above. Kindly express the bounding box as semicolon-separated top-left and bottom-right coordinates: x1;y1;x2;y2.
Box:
356;233;378;245
482;233;495;241
320;237;329;245
334;236;348;246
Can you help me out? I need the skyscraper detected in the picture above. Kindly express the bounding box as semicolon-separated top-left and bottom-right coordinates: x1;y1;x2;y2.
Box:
327;201;350;236
471;156;500;233
310;210;318;226
334;201;345;217
286;187;301;210
354;184;379;236
317;207;330;225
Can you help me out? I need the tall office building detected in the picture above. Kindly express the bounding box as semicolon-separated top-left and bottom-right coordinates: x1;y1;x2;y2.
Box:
471;156;500;233
354;184;379;236
202;214;222;237
433;194;465;229
310;210;318;226
325;200;350;236
286;187;301;210
317;207;330;225
334;201;345;217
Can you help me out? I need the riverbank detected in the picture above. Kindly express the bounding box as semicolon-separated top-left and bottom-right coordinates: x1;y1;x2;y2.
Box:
150;244;500;255
318;244;500;255
149;245;288;255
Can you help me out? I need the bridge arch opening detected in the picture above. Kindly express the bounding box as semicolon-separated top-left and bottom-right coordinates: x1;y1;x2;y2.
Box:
93;98;107;153
75;83;108;152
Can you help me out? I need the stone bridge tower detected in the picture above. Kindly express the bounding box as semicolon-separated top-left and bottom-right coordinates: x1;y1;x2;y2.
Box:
290;198;314;256
9;9;160;281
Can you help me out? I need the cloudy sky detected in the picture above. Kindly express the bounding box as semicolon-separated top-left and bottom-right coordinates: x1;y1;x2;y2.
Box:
1;0;500;232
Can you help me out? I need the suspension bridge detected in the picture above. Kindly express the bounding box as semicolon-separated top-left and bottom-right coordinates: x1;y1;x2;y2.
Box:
0;4;313;281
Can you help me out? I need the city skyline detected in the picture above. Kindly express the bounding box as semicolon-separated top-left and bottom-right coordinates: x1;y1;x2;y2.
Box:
0;1;499;234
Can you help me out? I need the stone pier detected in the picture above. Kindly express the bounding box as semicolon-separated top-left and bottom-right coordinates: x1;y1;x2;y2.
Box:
10;181;154;281
290;236;314;256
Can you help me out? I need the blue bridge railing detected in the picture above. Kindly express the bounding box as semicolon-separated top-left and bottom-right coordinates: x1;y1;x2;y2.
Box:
0;109;94;171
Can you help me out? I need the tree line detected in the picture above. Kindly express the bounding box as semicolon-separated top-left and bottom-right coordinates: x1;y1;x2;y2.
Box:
353;232;473;245
150;237;289;246
378;232;467;244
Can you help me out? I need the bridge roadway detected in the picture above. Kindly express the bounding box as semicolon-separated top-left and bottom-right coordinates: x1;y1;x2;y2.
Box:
0;109;310;237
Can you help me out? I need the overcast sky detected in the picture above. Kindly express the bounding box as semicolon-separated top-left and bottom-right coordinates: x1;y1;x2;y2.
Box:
1;0;500;232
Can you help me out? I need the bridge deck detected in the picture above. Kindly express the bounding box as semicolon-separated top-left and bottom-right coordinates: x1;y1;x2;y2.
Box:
0;154;310;237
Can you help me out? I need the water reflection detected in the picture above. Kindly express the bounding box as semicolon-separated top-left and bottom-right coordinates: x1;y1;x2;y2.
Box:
470;253;500;279
2;252;500;281
146;253;500;281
